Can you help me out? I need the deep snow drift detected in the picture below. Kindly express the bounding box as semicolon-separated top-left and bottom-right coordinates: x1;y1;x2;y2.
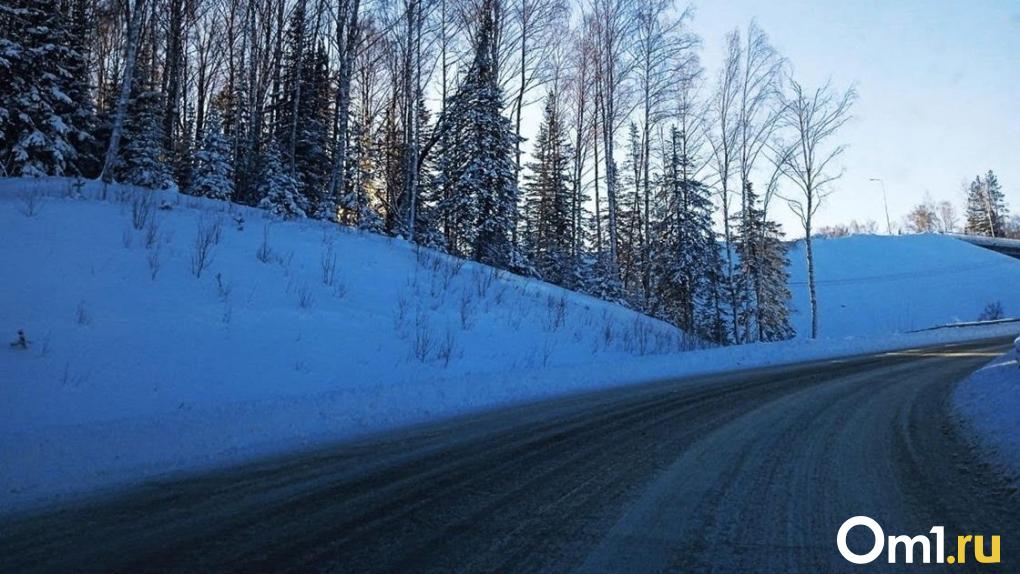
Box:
3;178;1020;512
788;234;1020;337
953;348;1020;487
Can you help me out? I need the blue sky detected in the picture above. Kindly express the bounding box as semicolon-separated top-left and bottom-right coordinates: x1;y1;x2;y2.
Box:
692;0;1020;234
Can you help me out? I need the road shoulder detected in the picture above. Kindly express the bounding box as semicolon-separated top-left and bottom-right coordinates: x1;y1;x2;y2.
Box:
953;349;1020;489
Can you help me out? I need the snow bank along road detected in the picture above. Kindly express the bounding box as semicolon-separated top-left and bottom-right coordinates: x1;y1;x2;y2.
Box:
2;338;1019;573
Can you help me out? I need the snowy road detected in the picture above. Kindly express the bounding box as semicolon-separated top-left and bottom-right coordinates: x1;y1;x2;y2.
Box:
2;338;1019;573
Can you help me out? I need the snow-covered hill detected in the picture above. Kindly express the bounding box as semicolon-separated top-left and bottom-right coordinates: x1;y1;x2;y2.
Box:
0;178;699;509
788;234;1020;338
3;178;1019;512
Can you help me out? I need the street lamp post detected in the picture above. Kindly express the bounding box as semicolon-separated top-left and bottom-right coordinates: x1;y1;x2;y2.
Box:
869;178;893;235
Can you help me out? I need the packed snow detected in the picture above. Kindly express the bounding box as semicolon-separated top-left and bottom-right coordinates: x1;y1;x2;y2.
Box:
788;234;1020;337
3;178;1020;513
953;346;1020;487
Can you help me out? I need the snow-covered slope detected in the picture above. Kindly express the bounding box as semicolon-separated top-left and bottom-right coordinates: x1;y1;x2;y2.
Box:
953;349;1020;488
788;234;1020;338
0;178;698;509
3;179;1020;512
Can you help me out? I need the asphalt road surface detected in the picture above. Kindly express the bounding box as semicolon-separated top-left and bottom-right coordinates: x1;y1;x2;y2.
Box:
2;338;1018;573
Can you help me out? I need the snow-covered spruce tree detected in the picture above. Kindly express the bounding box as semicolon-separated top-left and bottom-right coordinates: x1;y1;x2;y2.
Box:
338;116;384;233
171;103;195;191
522;91;574;285
277;4;332;218
257;143;307;219
407;97;446;247
965;171;1009;238
733;182;794;342
650;126;729;343
430;102;473;251
433;0;523;271
0;0;92;177
189;109;234;200
118;90;173;188
115;52;173;189
617;122;645;302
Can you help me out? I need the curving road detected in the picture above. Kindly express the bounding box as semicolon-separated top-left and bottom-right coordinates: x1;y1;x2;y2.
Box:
2;338;1018;573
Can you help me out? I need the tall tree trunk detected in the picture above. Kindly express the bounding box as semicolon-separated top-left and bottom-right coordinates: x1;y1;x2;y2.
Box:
326;0;362;220
162;0;185;152
805;223;818;339
403;0;420;240
287;0;307;174
100;0;147;182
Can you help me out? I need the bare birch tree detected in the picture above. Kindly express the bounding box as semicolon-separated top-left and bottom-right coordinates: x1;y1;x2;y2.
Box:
100;0;148;182
589;0;634;272
703;30;741;341
630;0;693;302
777;77;856;339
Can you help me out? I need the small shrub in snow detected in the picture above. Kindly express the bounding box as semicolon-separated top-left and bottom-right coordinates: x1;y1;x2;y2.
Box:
436;256;465;290
297;285;315;310
114;187;132;203
67;177;86;199
394;297;410;332
436;329;457;367
332;280;348;299
473;267;495;298
256;224;274;263
415;245;441;272
321;243;338;287
623;319;652;355
144;217;161;250
208;216;223;245
215;273;233;301
278;250;295;273
121;228;133;249
131;193;154;230
602;320;615;347
17;191;43;217
10;329;29;350
190;217;219;278
459;291;475;330
147;246;162;280
545;295;568;331
978;301;1005;321
75;301;91;326
493;285;508;305
537;340;555;367
413;316;434;363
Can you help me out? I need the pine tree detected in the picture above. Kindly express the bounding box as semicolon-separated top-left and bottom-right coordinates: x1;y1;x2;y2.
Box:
522;92;574;285
433;0;523;271
64;0;98;176
277;5;332;218
0;0;92;177
966;171;1009;237
733;182;794;342
338;116;384;232
617;122;644;300
172;103;195;191
118;81;173;188
189;109;234;200
257;143;306;219
650;126;729;343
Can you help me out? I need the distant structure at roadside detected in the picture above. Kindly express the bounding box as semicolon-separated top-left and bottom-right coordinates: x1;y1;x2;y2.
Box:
948;234;1020;260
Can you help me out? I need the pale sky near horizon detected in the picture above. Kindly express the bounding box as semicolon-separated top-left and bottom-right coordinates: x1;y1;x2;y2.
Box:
689;0;1020;236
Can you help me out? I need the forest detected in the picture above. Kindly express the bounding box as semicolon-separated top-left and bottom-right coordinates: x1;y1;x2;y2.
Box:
5;0;882;345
